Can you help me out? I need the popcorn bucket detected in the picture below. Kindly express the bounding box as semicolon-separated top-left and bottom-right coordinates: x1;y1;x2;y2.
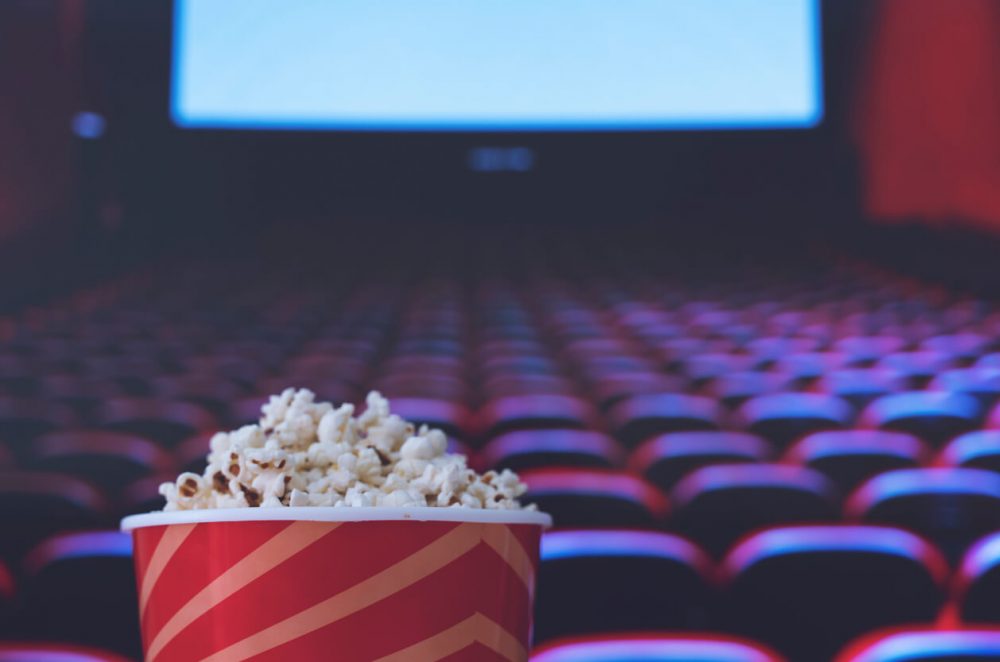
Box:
121;507;551;662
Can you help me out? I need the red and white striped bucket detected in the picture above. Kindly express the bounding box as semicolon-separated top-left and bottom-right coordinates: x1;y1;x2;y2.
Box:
122;507;551;661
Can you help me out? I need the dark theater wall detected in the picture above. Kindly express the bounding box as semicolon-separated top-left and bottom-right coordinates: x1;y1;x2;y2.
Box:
856;0;1000;231
0;0;81;243
75;0;870;244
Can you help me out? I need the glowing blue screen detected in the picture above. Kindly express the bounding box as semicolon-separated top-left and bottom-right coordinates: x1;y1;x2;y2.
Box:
172;0;822;131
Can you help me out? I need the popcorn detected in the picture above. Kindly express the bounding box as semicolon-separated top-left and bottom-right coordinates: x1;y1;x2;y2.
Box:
159;389;532;511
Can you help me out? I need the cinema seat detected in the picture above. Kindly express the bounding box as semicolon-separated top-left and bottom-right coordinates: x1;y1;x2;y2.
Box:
877;352;955;388
747;336;822;365
610;394;722;448
228;395;273;427
834;336;906;367
534;530;713;643
922;332;990;362
297;338;378;361
682;354;755;388
658;338;729;369
930;368;1000;407
97;399;218;447
572;358;659;381
591;372;687;410
393;337;464;357
631;323;684;345
0;399;78;457
38;374;129;420
257;375;358;407
977;353;1000;371
80;354;167;380
380;355;465;382
482;373;577;399
180;354;265;386
861;392;981;446
477;395;599;440
847;468;1000;562
16;531;139;658
835;629;1000;662
939;430;1000;472
531;633;785;662
738;393;853;450
956;532;1000;622
27;431;174;493
671;465;839;557
0;559;12;631
480;429;622;472
0;472;108;560
521;469;668;528
817;369;906;409
630;432;771;491
721;526;947;662
148;374;249;417
482;354;560;376
0;643;133;662
977;401;1000;435
373;373;465;401
710;372;795;410
382;397;472;440
174;431;213;475
119;474;171;516
785;431;928;492
773;352;851;387
476;338;545;359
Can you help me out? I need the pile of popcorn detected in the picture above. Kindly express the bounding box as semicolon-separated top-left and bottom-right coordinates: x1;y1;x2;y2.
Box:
160;389;531;510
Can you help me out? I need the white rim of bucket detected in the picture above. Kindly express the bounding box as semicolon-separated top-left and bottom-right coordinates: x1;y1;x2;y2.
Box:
122;506;552;531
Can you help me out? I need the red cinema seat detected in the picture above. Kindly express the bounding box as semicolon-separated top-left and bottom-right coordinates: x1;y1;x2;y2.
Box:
847;468;1000;562
785;430;928;492
671;465;839;557
477;395;599;440
480;429;623;472
27;431;174;494
630;432;771;492
956;532;1000;623
817;369;906;409
521;469;668;528
531;633;786;662
860;392;981;446
17;531;139;658
939;430;1000;473
836;629;1000;662
0;643;133;662
535;530;713;644
931;368;1000;407
97;399;218;447
610;394;722;448
738;394;853;450
382;397;472;440
721;526;947;662
0;472;108;561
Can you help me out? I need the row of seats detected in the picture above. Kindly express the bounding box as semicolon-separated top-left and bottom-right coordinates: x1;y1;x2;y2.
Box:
535;523;1000;660
0;387;995;561
5;629;1000;662
531;629;1000;662
0;389;997;475
10;423;1000;496
522;463;1000;561
5;451;1000;565
6;523;1000;660
4;253;1000;659
2;383;999;449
